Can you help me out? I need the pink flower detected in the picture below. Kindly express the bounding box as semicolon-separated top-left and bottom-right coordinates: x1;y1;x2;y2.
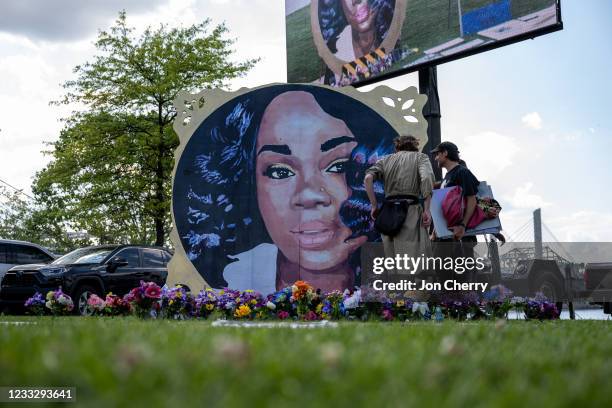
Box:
304;311;318;321
127;287;141;302
277;311;290;320
382;309;394;321
144;284;161;299
87;294;106;310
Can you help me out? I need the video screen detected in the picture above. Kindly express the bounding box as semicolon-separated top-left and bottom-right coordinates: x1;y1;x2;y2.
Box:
286;0;561;86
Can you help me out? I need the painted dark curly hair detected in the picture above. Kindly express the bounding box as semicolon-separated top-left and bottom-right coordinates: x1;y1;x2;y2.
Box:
173;84;397;287
319;0;396;54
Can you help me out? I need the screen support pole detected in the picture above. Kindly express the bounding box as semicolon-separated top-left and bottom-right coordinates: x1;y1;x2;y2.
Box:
418;66;442;180
457;0;464;37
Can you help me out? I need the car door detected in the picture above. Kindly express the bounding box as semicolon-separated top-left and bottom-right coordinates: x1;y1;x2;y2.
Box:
108;247;142;295
141;248;167;286
0;243;11;280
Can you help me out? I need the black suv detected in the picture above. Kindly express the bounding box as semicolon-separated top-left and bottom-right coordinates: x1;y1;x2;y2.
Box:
0;245;171;315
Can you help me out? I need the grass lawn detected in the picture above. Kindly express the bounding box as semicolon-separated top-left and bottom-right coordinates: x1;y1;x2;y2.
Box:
1;317;610;407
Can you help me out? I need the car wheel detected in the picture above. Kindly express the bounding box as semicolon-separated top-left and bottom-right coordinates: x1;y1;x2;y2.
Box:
532;272;564;301
74;285;100;316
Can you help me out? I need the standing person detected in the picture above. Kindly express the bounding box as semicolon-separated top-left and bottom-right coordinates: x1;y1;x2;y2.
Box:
431;141;479;285
431;142;479;241
364;135;434;262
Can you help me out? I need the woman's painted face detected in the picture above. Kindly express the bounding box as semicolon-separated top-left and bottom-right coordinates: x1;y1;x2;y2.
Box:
256;91;364;271
341;0;379;34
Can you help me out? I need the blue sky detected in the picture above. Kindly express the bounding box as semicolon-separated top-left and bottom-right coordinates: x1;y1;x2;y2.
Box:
439;0;612;241
0;0;610;241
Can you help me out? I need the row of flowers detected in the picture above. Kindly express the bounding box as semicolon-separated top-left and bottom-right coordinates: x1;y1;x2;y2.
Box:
24;280;560;321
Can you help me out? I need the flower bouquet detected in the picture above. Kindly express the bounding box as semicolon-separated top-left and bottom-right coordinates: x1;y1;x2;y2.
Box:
320;290;345;320
24;292;46;315
124;281;162;318
291;280;317;319
86;294;107;316
160;285;195;319
194;288;218;319
45;288;74;315
233;290;266;319
104;293;131;316
383;297;416;322
483;285;513;319
216;288;241;319
268;287;293;315
524;299;560;320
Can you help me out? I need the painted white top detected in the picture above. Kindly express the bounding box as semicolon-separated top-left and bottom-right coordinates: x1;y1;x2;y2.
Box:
335;26;357;62
223;243;278;295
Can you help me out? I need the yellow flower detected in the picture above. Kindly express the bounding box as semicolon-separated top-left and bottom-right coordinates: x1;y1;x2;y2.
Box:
250;299;257;305
169;299;174;306
234;304;252;319
396;300;405;307
316;304;323;313
206;303;214;311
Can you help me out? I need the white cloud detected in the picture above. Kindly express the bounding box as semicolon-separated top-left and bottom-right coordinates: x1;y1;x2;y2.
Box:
521;112;543;130
458;131;520;181
546;211;612;242
504;182;551;210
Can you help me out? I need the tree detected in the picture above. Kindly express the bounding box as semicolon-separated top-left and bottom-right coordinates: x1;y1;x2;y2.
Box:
0;187;32;241
39;11;257;245
0;186;88;253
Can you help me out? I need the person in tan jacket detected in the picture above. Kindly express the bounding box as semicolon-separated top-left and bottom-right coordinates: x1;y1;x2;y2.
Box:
364;135;435;262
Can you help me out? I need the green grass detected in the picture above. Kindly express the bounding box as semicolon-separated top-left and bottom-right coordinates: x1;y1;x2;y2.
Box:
1;317;610;407
286;0;556;83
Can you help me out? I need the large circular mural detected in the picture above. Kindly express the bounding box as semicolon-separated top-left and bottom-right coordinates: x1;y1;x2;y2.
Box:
172;84;401;294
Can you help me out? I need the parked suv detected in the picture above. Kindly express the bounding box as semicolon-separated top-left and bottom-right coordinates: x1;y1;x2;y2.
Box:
0;239;56;280
0;245;171;315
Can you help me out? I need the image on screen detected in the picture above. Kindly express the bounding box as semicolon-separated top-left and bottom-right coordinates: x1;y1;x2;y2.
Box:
286;0;561;86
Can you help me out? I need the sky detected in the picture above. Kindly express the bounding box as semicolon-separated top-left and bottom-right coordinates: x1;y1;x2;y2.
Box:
0;0;611;242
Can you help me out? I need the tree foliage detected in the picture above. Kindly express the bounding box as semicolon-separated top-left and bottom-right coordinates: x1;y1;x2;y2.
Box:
35;11;257;246
0;187;87;253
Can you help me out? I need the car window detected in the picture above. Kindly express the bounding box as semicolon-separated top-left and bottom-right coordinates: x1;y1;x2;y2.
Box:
53;248;113;265
13;244;53;264
114;248;141;267
0;243;9;263
142;249;166;268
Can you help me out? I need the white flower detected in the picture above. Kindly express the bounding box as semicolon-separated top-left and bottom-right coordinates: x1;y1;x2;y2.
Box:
58;295;72;306
412;302;429;315
342;289;361;310
266;301;276;310
45;301;52;309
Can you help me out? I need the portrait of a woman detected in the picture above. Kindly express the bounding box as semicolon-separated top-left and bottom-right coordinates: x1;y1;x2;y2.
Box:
319;0;396;61
173;85;398;293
